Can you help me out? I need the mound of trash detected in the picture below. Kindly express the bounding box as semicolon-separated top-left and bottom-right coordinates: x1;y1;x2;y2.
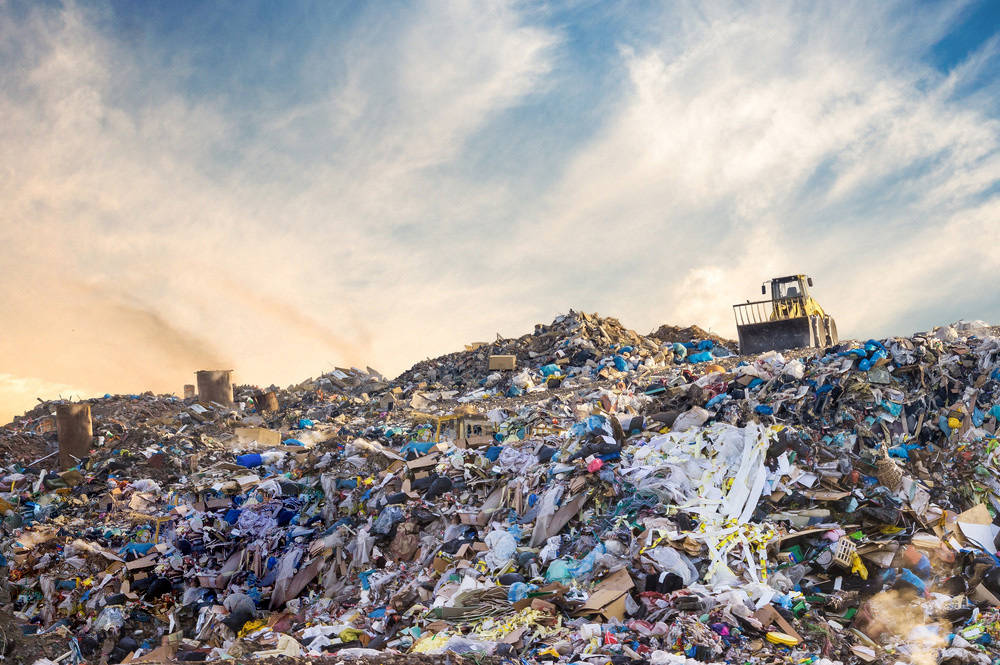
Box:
647;323;735;349
2;315;1000;665
395;310;659;388
395;311;736;404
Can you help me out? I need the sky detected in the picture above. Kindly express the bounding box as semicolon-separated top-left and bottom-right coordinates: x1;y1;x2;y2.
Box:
2;0;1000;422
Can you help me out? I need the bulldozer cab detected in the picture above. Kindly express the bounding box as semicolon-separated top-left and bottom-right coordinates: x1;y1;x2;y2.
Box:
734;274;837;354
764;275;826;321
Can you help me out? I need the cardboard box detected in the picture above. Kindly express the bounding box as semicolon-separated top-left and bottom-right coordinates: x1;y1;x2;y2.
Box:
432;553;454;573
488;355;516;371
460;511;489;526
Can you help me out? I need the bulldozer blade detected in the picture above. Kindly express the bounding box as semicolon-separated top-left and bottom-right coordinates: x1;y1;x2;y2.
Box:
737;316;821;355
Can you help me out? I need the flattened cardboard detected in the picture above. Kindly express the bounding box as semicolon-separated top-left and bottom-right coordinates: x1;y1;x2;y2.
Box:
970;583;1000;607
277;556;325;607
461;487;505;526
459;511;488;526
535;492;588;544
458;434;493;449
488;355;516;371
432;553;453;573
58;469;84;487
234;427;282;448
125;554;158;570
407;455;439;470
754;604;803;642
235;474;261;489
574;568;634;621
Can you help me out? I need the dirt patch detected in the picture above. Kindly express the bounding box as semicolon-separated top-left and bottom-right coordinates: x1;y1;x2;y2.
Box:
0;611;72;665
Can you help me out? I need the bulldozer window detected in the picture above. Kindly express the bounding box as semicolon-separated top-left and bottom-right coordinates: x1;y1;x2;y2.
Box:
774;280;804;299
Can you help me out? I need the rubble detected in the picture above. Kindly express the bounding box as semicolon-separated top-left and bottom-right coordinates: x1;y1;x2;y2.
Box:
2;314;1000;665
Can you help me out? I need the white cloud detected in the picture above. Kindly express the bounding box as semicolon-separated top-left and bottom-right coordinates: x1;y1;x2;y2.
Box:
1;0;998;422
0;0;559;420
511;2;1000;339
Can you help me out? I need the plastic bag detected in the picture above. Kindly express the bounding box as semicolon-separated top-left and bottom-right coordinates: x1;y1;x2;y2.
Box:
438;636;496;655
372;505;404;536
130;479;161;493
545;559;572;582
671;407;710;431
483;530;516;570
784;359;805;379
569;543;606;577
236;453;263;467
93;606;126;632
507;581;537;602
643;546;698;585
538;535;561;563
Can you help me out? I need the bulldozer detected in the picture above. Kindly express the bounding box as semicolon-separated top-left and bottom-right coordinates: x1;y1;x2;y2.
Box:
733;274;838;354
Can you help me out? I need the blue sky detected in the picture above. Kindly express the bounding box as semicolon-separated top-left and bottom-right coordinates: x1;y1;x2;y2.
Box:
1;0;999;420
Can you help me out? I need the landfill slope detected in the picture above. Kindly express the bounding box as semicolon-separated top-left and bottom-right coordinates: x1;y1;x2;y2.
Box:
647;324;735;349
3;313;1000;665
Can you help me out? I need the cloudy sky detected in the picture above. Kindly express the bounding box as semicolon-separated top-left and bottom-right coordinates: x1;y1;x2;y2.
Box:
2;0;999;421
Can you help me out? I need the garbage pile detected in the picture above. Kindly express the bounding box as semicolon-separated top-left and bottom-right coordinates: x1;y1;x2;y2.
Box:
2;315;1000;665
397;310;736;404
647;324;734;350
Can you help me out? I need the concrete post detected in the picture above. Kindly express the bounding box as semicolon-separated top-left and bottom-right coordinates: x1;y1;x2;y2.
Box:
56;403;92;469
196;370;234;407
183;384;196;399
255;391;279;413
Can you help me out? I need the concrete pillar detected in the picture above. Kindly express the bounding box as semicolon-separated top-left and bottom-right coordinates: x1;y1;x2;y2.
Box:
255;391;279;413
56;403;92;469
183;384;196;399
196;370;234;407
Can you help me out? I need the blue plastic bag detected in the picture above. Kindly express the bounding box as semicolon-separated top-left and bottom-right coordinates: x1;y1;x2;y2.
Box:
706;394;726;408
236;453;263;467
508;582;537;602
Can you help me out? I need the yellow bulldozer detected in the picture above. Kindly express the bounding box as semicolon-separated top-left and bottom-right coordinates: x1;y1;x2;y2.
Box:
733;274;838;354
